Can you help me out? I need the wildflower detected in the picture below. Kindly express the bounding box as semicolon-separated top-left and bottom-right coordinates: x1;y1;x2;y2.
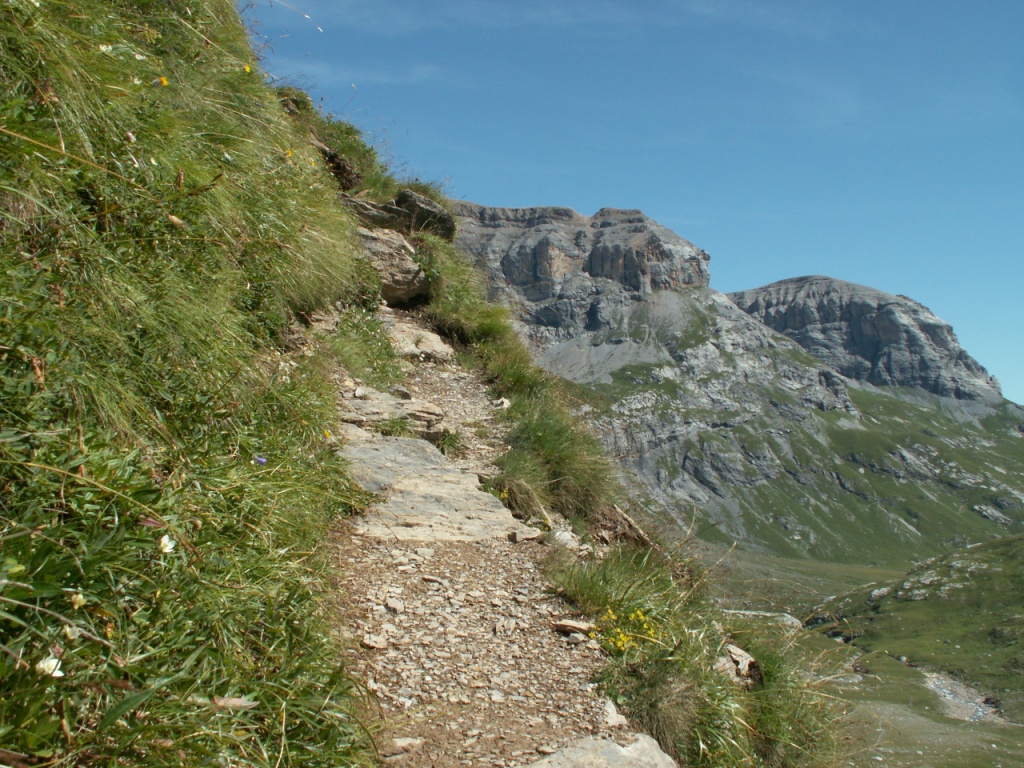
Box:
244;65;252;73
35;656;64;678
153;76;169;87
323;430;332;439
70;591;86;610
99;44;113;53
159;534;175;553
254;456;267;466
134;53;146;61
64;625;82;641
285;149;293;157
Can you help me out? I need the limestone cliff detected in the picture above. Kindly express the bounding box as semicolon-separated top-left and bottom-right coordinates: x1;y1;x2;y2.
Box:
453;202;709;318
729;276;1002;403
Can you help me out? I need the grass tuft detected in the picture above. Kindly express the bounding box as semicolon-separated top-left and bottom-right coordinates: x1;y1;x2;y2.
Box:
550;546;838;767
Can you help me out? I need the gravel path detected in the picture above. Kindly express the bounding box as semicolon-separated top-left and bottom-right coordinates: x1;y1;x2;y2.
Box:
330;313;643;767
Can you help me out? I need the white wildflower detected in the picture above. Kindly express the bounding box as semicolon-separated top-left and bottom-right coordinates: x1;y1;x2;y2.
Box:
99;44;113;53
159;535;175;553
70;591;86;610
35;656;64;677
64;625;82;641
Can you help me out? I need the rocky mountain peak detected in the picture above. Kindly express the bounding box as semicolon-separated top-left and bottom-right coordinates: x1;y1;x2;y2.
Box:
728;276;1002;402
453;201;710;304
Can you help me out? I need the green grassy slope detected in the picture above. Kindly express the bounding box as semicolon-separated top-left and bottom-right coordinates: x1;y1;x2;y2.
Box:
0;1;382;763
639;380;1024;569
812;534;1024;723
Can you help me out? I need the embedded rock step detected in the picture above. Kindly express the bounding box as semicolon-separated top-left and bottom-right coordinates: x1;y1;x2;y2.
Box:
340;425;531;542
524;734;677;767
339;384;445;440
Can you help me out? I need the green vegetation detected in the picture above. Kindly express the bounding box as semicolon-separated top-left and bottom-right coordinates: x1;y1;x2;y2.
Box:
550;546;838;767
0;1;380;763
434;428;464;457
815;534;1024;723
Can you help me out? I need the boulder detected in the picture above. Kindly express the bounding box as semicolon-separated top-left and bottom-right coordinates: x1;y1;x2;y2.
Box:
395;189;457;240
356;227;428;305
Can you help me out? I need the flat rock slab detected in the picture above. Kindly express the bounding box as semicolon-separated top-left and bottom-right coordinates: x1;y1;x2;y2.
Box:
340;385;445;439
525;735;677;768
342;427;530;542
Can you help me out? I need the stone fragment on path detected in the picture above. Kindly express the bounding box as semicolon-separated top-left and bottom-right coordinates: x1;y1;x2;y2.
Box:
525;735;677;767
552;619;597;636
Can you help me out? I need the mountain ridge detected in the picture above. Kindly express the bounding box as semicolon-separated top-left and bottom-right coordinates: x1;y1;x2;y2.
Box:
729;275;1002;403
453;201;1024;568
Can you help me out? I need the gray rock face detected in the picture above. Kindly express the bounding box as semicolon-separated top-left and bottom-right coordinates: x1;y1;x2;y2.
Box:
729;276;1001;402
453;202;710;317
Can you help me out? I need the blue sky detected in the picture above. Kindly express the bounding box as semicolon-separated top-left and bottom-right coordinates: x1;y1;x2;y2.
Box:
243;1;1024;404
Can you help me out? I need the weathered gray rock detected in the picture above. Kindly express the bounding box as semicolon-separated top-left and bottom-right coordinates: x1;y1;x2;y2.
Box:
729;276;1001;402
341;426;531;541
345;190;456;240
525;734;677;768
340;384;445;439
453;202;710;311
356;227;428;305
395;189;456;240
378;308;455;362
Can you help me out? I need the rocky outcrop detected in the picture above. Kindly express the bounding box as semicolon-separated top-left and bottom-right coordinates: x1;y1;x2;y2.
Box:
453;202;710;315
347;189;457;241
729;276;1001;402
339;422;529;541
356;227;428;305
339;384;445;440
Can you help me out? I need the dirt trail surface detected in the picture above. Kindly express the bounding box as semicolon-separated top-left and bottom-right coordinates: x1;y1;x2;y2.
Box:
330;312;673;767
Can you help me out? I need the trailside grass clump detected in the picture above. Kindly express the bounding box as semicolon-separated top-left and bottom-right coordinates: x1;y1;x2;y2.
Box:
0;0;378;764
550;546;838;767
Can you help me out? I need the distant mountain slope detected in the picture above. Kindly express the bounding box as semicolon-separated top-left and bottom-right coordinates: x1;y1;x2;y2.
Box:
812;534;1024;723
729;276;1002;402
454;203;1024;568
